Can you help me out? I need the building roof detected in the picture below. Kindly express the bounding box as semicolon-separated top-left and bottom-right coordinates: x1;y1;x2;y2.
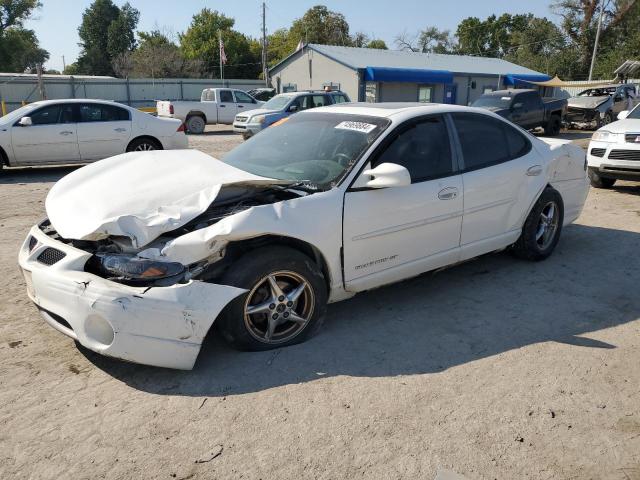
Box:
270;43;546;78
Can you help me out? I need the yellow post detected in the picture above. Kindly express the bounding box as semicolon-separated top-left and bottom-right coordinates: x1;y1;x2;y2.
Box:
1;100;6;116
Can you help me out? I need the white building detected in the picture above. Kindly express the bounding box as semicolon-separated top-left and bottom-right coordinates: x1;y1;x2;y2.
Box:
269;44;551;105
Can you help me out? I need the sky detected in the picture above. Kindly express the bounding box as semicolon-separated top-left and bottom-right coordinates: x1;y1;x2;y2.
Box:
26;0;561;72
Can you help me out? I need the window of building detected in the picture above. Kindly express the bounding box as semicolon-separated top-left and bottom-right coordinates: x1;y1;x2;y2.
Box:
418;85;433;103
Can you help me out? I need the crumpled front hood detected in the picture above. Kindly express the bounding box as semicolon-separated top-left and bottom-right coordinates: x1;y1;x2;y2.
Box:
46;149;286;247
568;96;609;110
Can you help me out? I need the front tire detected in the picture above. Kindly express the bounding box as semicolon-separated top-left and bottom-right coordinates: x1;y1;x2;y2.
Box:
217;246;328;351
588;168;616;188
511;187;564;261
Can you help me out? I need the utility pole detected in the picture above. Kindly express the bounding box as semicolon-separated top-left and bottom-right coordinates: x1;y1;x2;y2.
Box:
62;55;66;72
588;0;605;81
262;2;268;86
36;63;47;100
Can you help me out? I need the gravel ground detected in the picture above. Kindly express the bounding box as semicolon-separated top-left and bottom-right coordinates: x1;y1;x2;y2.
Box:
1;126;639;480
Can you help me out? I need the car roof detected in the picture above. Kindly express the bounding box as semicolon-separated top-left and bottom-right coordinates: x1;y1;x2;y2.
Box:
482;89;536;97
304;102;487;119
22;98;132;108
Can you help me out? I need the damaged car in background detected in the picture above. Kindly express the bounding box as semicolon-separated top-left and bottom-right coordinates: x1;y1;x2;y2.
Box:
19;104;589;369
566;84;637;129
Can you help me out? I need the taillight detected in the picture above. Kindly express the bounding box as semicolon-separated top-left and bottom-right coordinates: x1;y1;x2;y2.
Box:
177;123;185;132
169;104;174;115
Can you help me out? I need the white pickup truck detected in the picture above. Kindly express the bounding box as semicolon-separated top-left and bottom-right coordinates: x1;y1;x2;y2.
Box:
157;88;264;134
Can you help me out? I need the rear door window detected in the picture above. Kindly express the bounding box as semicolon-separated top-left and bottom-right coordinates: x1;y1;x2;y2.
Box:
451;113;531;171
219;90;234;103
79;103;130;122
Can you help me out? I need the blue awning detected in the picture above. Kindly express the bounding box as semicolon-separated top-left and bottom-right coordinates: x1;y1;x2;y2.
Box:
503;74;552;87
365;66;453;84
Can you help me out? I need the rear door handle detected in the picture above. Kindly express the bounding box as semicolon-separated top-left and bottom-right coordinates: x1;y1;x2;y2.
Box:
238;105;244;108
59;131;73;136
114;128;126;132
220;105;226;108
438;187;459;200
526;165;543;176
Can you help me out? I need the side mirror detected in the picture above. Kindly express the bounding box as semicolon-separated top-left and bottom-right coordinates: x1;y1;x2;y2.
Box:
288;104;298;112
618;110;629;120
512;102;524;111
362;163;411;189
18;116;32;126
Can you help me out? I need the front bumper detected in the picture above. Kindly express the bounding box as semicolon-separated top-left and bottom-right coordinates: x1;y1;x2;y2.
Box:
587;140;640;180
18;223;245;370
232;122;262;136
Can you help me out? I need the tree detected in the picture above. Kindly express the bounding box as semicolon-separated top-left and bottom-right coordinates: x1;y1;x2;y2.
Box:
288;5;351;46
179;8;260;79
395;27;454;53
76;0;139;76
366;39;388;50
0;0;49;72
552;0;638;77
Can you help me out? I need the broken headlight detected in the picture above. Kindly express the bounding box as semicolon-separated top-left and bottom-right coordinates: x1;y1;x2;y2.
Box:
99;254;185;280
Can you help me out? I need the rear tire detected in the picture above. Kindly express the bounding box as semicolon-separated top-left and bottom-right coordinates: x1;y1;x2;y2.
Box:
511;187;564;261
588;168;616;188
544;115;562;136
126;137;161;152
217;246;328;351
185;115;206;134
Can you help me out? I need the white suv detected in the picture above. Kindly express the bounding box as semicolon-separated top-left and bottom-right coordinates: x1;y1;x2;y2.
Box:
587;105;640;188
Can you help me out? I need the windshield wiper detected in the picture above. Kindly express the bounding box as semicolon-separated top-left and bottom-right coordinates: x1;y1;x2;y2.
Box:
275;181;319;193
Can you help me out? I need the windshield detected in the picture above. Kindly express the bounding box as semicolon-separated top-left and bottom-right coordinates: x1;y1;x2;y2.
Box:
0;104;37;124
578;87;615;97
262;95;293;110
471;96;512;109
223;112;390;188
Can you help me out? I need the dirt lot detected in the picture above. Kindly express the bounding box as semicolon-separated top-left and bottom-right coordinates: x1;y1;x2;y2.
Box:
1;127;639;480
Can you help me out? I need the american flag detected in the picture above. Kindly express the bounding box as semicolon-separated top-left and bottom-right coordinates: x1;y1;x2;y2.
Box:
219;36;227;65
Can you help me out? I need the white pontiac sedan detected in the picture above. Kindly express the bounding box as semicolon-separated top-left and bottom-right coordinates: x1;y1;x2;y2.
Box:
0;99;187;169
19;103;589;369
587;105;640;188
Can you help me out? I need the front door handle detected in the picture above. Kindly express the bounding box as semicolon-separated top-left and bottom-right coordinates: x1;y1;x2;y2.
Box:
238;105;244;108
114;127;127;132
438;187;459;200
526;165;543;176
59;131;73;135
220;105;226;108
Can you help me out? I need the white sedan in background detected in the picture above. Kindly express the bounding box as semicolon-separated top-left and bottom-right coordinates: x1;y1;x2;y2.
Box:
19;103;589;369
587;105;640;188
0;99;187;169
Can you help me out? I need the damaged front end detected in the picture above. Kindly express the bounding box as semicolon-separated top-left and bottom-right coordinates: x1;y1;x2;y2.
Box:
20;182;304;370
566;96;611;129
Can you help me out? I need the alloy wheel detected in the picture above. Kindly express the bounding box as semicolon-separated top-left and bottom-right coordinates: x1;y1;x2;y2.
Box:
535;201;559;250
243;270;315;344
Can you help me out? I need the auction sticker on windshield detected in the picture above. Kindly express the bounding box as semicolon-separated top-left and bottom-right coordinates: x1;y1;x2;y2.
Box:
335;121;377;133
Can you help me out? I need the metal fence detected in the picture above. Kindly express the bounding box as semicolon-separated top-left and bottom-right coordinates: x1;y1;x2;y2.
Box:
0;74;266;113
553;78;640;99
